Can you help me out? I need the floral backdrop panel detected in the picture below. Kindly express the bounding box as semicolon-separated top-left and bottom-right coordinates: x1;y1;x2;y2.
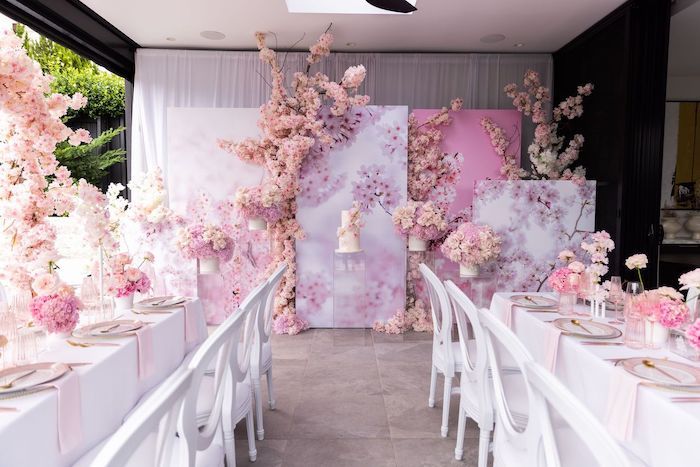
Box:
296;105;409;327
166;107;271;324
472;180;596;292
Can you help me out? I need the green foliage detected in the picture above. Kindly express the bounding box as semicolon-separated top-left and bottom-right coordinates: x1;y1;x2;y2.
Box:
54;127;126;185
14;24;125;119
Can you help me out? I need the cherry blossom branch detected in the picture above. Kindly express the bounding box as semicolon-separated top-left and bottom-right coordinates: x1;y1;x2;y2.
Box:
563;200;593;241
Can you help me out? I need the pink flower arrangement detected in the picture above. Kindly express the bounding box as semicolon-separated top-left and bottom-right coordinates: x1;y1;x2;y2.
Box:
680;268;700;291
392;201;448;241
580;230;615;283
29;278;81;334
480;117;527;180
636;288;689;329
176;223;234;262
234;184;285;223
440;222;501;267
272;311;309;336
217;30;369;333
686;319;700;350
127;168;183;238
504;69;592;181
105;253;152;298
547;267;579;293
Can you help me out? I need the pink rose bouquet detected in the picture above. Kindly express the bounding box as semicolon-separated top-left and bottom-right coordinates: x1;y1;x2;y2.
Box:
176;223;234;262
392;201;448;241
440;222;501;266
234;184;285;224
30;281;82;334
105;252;152;298
635;287;689;329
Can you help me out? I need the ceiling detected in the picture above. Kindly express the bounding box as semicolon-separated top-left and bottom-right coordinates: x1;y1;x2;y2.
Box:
669;0;700;76
78;0;626;53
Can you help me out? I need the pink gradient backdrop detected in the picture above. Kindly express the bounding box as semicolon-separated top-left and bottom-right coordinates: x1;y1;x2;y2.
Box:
296;106;408;328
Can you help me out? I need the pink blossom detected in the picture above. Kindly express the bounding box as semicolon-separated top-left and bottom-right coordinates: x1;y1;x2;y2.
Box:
440;222;501;267
30;291;81;333
176;223;234;262
547;267;579;293
679;268;700;291
687;319;700;350
392;200;448;241
68;128;92;146
32;273;57;296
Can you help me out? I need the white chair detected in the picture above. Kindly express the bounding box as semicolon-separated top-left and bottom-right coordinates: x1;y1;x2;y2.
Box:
87;370;195;467
179;282;266;467
444;280;493;465
251;262;287;441
419;263;461;437
523;360;636;467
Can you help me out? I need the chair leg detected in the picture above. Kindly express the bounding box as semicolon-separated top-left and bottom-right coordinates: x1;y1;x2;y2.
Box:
253;379;265;441
454;408;467;460
478;428;491;467
246;410;257;462
429;365;437;408
266;368;276;410
222;414;236;467
441;376;452;437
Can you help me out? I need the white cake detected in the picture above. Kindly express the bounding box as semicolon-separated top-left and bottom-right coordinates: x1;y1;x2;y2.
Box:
337;210;362;253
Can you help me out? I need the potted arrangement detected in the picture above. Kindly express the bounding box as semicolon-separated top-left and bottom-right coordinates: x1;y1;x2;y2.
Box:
440;222;501;277
234;184;284;231
30;272;82;339
392;201;448;252
106;252;153;310
176;223;234;274
635;287;689;349
546;261;584;315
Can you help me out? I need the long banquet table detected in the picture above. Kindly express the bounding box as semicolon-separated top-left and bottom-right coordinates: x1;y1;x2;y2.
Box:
0;299;207;467
489;292;700;467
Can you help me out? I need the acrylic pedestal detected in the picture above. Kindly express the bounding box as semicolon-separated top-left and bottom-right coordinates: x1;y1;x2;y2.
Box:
333;251;367;328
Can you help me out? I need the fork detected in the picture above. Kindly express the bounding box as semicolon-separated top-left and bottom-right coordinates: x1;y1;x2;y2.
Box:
0;370;36;389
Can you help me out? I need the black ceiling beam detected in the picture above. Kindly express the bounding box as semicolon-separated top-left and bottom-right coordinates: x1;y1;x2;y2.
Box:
0;0;139;80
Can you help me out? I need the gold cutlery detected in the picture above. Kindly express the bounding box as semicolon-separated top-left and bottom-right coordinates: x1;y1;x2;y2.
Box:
642;359;682;383
67;340;120;348
571;319;593;334
0;370;37;390
132;309;172;315
524;295;539;305
0;385;53;400
99;323;121;334
580;341;624;346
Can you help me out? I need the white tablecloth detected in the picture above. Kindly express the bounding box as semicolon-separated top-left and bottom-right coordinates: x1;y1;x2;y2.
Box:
489;293;700;467
0;299;207;467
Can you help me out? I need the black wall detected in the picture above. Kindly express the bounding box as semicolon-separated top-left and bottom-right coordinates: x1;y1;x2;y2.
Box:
553;0;670;285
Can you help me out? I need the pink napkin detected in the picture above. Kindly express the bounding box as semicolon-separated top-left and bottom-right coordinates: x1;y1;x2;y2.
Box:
183;300;205;346
492;294;515;328
135;326;154;379
50;370;82;453
604;368;641;441
543;326;562;372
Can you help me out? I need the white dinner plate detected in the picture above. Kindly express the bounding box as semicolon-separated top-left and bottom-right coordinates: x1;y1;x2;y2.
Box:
510;294;558;309
135;296;187;309
551;318;622;339
618;357;700;387
0;362;69;395
73;319;144;338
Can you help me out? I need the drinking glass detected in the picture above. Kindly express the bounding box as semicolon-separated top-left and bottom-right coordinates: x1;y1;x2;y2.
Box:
0;312;17;342
578;272;592;306
9;288;32;324
13;329;38;365
609;276;624;321
623;282;644;349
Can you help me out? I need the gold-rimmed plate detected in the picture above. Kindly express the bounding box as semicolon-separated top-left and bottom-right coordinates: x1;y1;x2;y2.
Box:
618;357;700;388
510;294;558;309
135;295;187;309
73;319;143;338
0;362;69;395
552;318;622;339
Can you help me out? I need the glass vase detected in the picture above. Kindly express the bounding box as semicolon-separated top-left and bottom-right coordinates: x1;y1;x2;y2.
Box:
558;292;577;316
644;318;669;349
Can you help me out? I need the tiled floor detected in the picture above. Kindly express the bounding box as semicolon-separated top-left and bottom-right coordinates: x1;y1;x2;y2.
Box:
234;329;491;467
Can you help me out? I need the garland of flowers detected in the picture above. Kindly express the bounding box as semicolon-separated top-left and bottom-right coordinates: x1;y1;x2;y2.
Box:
217;30;369;334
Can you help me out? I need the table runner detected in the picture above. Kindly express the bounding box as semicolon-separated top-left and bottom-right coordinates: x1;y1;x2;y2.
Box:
0;299;206;467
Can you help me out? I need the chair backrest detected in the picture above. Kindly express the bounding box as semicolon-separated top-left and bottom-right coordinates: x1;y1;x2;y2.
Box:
178;281;266;461
419;263;455;377
524;361;632;467
253;263;287;370
91;369;194;467
444;280;492;426
478;308;550;466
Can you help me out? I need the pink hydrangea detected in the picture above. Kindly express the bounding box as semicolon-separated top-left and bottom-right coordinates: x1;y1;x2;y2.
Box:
547;267;579;293
440;222;501;266
392;200;448;241
686;319;700;350
636;289;690;329
30;292;81;333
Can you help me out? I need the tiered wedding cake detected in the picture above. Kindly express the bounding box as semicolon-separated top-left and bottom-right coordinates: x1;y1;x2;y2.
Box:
337;210;362;253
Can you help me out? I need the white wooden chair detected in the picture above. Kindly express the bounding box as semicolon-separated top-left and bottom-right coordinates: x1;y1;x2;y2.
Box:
419;263;461;437
179;282;266;467
87;369;195;467
252;262;287;440
444;280;493;465
523;360;637;467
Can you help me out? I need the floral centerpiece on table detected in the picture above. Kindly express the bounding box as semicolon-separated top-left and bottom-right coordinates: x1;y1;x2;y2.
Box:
392;200;448;251
176;223;233;274
625;253;648;289
547;260;585;294
105;253;152;309
440;222;501;277
635;287;690;348
234;184;285;230
29;271;82;335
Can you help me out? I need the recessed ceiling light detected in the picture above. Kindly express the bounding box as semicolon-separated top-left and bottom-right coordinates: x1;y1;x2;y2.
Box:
513;42;525;48
166;37;176;41
479;33;506;44
346;42;357;47
200;30;226;40
286;0;417;15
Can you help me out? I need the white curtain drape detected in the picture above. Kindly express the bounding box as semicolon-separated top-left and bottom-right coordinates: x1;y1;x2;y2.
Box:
131;48;552;177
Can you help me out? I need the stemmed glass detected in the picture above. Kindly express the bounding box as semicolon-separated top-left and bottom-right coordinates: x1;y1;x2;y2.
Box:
608;276;624;322
624;281;644;349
